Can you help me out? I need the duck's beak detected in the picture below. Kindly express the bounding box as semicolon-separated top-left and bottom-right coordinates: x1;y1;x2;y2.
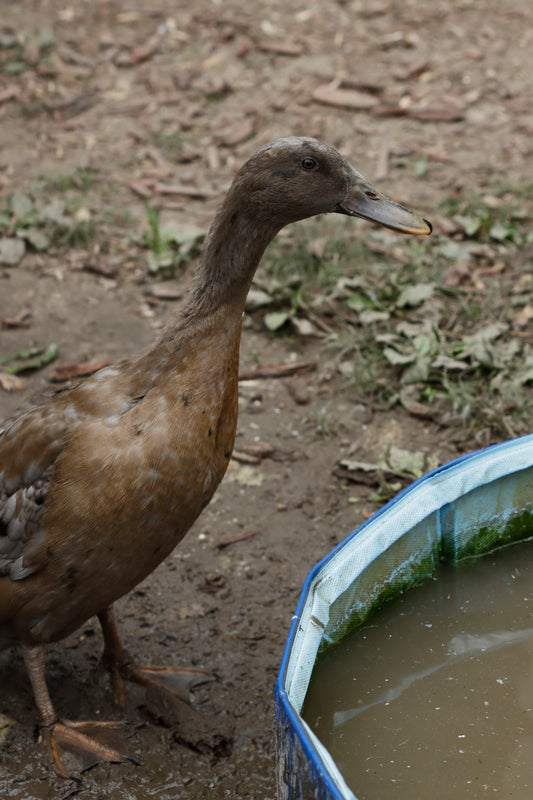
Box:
337;171;432;235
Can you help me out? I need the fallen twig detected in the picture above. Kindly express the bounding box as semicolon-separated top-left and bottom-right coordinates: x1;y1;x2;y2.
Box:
0;87;18;107
239;360;316;380
46;92;99;119
154;182;215;199
82;260;119;278
216;530;259;549
375;142;390;181
372;104;464;122
1;309;32;329
258;40;303;56
232;450;261;465
113;175;153;198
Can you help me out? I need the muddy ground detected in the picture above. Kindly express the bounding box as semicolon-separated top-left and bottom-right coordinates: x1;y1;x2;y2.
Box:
0;0;532;798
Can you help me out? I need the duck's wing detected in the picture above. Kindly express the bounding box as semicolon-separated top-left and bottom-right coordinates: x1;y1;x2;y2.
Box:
0;366;136;582
0;397;83;580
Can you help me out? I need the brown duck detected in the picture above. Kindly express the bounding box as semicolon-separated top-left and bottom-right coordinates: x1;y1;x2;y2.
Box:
0;137;431;775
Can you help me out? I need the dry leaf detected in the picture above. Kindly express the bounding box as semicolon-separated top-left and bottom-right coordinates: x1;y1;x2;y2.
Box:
313;85;378;110
258;40;303;56
50;361;108;382
0;87;18;106
216;117;260;147
286;379;310;405
0;373;26;392
0;712;15;747
224;463;264;487
155;182;214;199
513;304;533;329
396;283;435;308
144;283;183;301
384;445;425;479
239;441;275;458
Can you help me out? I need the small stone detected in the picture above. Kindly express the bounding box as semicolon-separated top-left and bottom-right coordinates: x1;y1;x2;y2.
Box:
0;238;25;266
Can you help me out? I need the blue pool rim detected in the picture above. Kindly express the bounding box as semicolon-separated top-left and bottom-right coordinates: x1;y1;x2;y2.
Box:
275;434;533;799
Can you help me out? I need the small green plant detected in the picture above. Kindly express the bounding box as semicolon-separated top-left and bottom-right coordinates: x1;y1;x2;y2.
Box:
53;216;97;247
205;89;231;104
152;130;183;161
313;409;346;438
442;184;532;247
0;343;59;374
0;189;98;256
143;205;167;255
0;28;56;76
142;204;205;276
39;170;99;193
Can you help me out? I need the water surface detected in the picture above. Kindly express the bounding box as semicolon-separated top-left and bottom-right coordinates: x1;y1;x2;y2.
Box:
303;542;533;799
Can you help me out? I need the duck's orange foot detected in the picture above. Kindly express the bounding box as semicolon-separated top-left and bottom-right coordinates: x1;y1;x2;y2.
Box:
98;607;209;707
46;718;139;779
119;662;209;701
103;648;210;708
97;608;228;755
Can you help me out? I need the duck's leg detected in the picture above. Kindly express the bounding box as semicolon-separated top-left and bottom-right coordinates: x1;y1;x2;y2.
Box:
23;644;136;778
98;606;209;707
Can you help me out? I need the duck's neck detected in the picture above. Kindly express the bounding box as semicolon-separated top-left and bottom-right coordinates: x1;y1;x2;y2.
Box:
132;185;282;384
182;187;281;323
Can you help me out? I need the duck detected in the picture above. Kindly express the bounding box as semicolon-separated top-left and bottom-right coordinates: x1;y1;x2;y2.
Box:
0;136;431;777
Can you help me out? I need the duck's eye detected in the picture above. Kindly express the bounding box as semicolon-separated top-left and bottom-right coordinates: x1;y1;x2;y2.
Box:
301;157;318;171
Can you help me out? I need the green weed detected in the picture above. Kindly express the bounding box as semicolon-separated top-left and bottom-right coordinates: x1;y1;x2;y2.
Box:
38;169;99;193
142;204;205;276
442;183;533;246
152;130;183;161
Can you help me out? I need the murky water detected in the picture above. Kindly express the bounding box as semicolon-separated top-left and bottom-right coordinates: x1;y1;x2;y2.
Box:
303;542;533;799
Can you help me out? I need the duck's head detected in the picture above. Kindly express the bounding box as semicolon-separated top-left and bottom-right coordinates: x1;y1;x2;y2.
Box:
237;136;432;235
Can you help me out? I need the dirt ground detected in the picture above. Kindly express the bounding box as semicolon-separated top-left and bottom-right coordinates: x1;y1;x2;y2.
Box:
0;0;532;798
